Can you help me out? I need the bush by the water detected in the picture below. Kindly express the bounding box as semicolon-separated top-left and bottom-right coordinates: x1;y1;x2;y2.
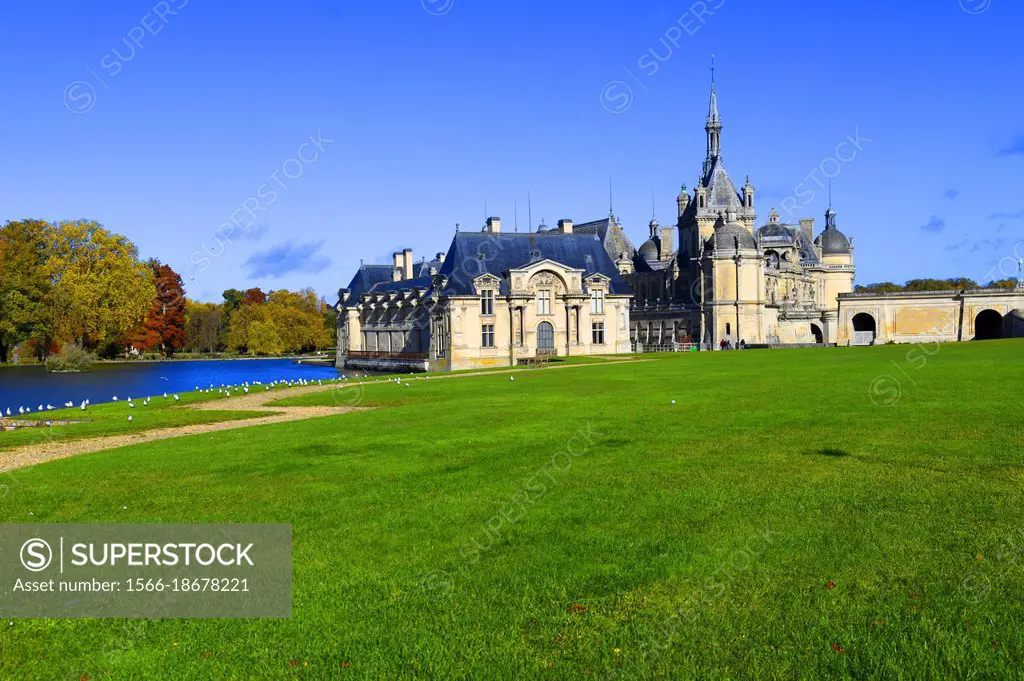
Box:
44;343;97;372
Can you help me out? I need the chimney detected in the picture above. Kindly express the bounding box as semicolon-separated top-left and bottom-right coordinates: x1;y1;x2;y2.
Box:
392;252;403;281
659;224;674;261
402;248;414;280
485;216;501;234
558;219;574;234
799;218;815;242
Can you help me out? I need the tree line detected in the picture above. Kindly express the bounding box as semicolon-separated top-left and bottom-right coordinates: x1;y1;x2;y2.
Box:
855;278;1019;294
0;219;335;364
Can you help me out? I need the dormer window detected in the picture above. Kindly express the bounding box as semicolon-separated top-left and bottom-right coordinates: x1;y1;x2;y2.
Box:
480;289;494;316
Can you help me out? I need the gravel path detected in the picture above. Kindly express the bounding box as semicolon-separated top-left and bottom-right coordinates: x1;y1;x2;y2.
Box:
0;384;369;473
0;357;644;472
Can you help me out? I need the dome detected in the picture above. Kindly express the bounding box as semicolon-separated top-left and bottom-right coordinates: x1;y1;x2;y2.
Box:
638;238;660;261
705;223;756;251
757;222;792;239
815;227;851;255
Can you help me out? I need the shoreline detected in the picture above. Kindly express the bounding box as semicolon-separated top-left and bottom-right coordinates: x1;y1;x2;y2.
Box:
0;355;335;369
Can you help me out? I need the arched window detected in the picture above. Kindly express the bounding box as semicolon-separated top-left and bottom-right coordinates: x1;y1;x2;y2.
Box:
537;321;555;350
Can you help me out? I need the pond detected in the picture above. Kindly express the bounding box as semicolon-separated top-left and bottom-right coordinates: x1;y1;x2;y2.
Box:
0;359;355;415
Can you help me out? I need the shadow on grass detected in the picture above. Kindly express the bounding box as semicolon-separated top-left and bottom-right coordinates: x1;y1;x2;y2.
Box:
807;448;851;458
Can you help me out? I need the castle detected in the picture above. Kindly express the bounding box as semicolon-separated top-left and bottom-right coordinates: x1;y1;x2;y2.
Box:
335;79;1023;372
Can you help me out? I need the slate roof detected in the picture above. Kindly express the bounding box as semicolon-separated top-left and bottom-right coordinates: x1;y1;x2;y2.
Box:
342;264;394;302
755;222;822;264
368;276;434;294
702;158;744;211
706;222;757;251
437;231;631;296
573;217;637;261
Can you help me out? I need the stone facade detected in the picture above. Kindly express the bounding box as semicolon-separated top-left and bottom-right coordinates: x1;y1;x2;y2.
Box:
336;74;1022;366
618;78;856;349
837;289;1024;345
336;219;632;371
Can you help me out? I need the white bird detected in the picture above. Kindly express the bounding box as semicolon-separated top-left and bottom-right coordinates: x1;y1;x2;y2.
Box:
113;396;118;402
37;405;43;411
509;376;515;382
80;403;86;411
5;408;10;416
173;395;180;401
22;407;29;414
128;402;135;408
127;415;133;422
671;400;677;405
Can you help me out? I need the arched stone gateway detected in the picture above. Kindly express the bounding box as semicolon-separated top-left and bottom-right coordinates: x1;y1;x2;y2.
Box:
851;313;876;346
974;309;1004;341
810;323;823;344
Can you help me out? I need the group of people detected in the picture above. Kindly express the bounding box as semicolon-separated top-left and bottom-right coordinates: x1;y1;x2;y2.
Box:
719;339;746;351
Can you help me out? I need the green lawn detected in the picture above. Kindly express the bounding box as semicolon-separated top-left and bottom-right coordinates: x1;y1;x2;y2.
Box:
0;386;280;451
2;341;1023;679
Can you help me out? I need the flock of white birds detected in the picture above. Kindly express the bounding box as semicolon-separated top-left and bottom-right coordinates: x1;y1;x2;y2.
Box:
0;373;387;423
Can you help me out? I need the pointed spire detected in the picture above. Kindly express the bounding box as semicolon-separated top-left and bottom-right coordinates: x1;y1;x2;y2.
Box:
704;55;722;173
708;55;719;123
608;176;615;218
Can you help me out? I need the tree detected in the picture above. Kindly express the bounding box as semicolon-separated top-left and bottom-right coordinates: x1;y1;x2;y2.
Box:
247;321;283;356
185;301;227;353
0;220;53;363
127;262;186;356
222;289;245;310
242;288;267;306
47;220;154;348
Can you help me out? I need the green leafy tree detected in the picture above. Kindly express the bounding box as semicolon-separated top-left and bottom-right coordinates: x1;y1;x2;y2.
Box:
247;320;283;356
47;220;154;348
0;220;54;362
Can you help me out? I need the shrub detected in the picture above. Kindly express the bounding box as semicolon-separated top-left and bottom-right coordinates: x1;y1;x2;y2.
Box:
44;343;97;372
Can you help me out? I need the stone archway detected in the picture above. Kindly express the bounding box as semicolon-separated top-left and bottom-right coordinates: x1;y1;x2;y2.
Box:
974;309;1004;341
851;313;876;346
810;323;823;344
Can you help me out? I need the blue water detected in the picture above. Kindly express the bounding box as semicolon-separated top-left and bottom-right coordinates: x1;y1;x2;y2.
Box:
0;359;345;414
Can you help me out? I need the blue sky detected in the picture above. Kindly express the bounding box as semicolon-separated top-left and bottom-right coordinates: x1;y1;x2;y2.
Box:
2;0;1023;302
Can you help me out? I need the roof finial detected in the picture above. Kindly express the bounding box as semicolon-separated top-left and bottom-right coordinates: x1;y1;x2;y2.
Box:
652;190;656;220
828;177;833;209
514;200;519;233
528;190;533;233
710;53;716;85
455;222;460;233
609;176;614;218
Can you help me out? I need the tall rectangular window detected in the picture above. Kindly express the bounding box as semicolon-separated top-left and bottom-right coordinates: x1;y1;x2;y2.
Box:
481;324;495;348
537;290;551;315
481;289;494;316
592;322;605;345
590;289;604;314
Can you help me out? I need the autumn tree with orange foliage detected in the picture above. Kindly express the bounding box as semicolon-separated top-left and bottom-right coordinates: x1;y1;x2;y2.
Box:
127;261;187;356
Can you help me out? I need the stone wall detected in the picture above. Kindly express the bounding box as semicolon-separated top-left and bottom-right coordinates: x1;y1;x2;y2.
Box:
836;289;1024;345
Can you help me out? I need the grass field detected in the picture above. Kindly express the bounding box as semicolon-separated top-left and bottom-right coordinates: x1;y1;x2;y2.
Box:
1;341;1022;679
